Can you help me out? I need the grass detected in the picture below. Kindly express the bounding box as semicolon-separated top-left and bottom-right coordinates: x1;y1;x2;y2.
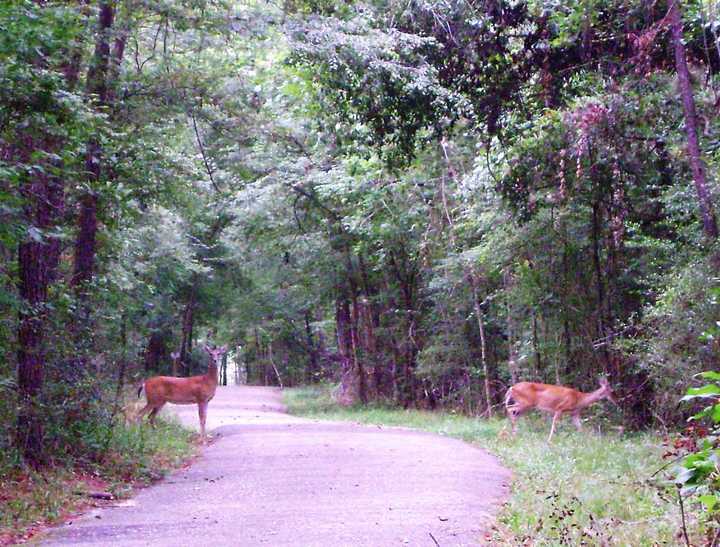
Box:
284;385;694;546
0;416;197;546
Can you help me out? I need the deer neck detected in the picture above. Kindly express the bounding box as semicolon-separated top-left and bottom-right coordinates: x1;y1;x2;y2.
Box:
206;361;219;384
578;386;606;408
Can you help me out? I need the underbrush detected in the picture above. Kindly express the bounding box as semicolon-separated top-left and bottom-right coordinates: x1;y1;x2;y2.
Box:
0;416;196;545
284;385;694;546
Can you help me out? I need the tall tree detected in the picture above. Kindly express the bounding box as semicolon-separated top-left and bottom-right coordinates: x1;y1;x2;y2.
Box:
668;0;719;240
73;2;115;292
8;3;89;464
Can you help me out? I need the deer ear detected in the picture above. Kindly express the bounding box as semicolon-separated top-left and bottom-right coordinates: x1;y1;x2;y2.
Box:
221;345;228;353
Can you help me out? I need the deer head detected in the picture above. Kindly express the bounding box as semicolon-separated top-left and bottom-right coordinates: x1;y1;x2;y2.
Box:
597;377;617;405
204;345;227;365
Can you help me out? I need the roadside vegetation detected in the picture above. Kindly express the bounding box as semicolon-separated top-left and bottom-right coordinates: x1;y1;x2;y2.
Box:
285;385;694;545
0;413;196;545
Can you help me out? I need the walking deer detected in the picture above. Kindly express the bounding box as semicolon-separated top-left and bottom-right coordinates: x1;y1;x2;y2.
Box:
137;345;227;439
504;377;616;442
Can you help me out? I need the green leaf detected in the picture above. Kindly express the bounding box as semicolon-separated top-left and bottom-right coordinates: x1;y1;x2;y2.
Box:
682;384;720;401
699;371;720;382
699;495;718;512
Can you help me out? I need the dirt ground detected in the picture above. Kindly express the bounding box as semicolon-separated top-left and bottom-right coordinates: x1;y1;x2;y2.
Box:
39;386;510;546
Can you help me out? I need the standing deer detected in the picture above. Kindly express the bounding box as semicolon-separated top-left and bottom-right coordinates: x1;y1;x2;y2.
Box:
137;345;227;439
504;377;616;442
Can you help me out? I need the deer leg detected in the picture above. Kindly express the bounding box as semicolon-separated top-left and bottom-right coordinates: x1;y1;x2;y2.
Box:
198;401;208;439
508;403;530;436
136;403;152;423
505;405;514;432
148;403;164;427
506;404;519;435
548;411;561;443
572;412;583;432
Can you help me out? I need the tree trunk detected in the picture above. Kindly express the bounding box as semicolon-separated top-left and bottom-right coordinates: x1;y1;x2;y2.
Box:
562;319;570;383
388;248;420;407
335;288;356;405
540;16;556;108
221;353;228;386
180;288;196;374
179;272;199;374
304;310;318;383
71;3;116;374
73;1;130;292
73;2;115;292
532;310;541;379
14;1;85;460
15;136;64;465
504;269;519;384
73;190;98;290
17;238;48;465
669;0;719;240
252;327;262;385
144;330;167;373
358;254;386;397
591;200;612;371
335;249;369;405
561;228;572;380
470;272;493;417
268;342;283;388
347;258;367;405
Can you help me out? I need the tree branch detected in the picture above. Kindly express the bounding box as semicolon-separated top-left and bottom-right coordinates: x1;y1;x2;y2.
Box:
190;111;221;193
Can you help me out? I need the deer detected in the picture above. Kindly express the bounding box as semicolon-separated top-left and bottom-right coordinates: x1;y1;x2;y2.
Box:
137;345;227;440
504;377;617;442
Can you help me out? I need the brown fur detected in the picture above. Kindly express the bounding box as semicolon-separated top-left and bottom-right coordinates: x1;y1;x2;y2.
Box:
505;377;615;442
137;345;226;438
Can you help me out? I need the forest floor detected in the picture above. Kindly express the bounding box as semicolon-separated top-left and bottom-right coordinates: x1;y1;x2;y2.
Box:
284;385;697;545
38;385;510;546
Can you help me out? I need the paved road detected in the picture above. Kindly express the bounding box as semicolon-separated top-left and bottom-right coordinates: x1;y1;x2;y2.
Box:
41;386;510;546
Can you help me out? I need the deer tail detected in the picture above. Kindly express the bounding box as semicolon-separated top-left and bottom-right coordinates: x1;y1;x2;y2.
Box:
503;386;514;407
137;381;145;399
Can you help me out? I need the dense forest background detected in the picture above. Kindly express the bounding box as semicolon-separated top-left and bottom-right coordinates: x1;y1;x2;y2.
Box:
2;0;720;468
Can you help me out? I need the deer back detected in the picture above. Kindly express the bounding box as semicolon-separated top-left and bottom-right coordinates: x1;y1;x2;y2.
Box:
144;369;218;405
511;382;584;412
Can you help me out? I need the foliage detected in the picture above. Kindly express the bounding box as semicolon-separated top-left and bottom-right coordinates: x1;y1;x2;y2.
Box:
674;371;720;541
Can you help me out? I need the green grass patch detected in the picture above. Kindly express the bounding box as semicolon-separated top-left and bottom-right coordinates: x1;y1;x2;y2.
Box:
0;416;197;545
284;385;693;545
